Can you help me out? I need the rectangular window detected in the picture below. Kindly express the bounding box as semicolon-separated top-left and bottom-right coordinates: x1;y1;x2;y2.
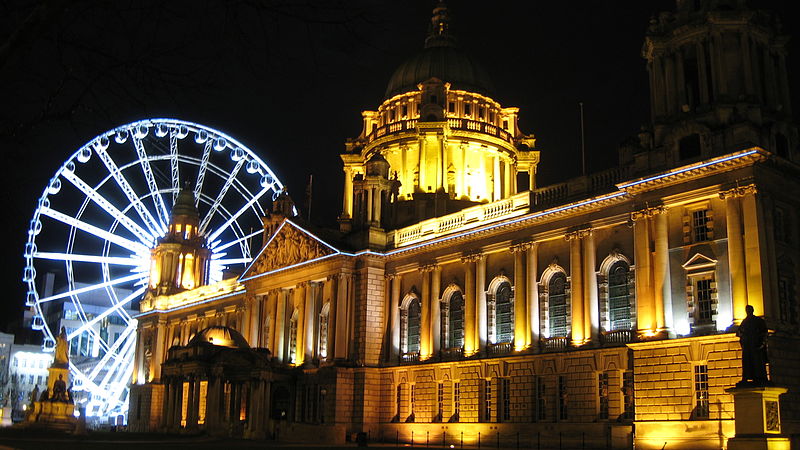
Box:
489;111;495;122
598;373;609;420
558;376;568;421
503;119;509;130
694;365;709;419
695;278;714;324
453;382;461;420
389;109;396;121
536;377;546;421
464;103;472;116
692;209;710;242
478;106;485;119
448;102;455;113
437;382;444;421
401;105;408;118
484;379;492;422
623;371;635;420
396;384;402;418
501;378;511;422
410;384;416;417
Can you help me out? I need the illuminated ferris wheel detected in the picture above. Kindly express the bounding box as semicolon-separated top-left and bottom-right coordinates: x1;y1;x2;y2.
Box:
22;119;285;419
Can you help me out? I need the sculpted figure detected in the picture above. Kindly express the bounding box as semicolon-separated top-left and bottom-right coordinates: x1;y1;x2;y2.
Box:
52;374;67;402
54;327;69;367
737;305;769;386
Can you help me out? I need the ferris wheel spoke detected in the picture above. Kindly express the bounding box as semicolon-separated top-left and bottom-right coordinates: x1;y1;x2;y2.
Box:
67;286;146;341
37;273;144;304
214;257;252;265
40;207;150;254
206;185;270;244
92;326;136;385
211;228;261;253
88;324;136;381
34;251;142;266
60;170;156;246
194;140;213;207
170;130;180;204
131;137;170;227
199;157;246;235
95;145;165;237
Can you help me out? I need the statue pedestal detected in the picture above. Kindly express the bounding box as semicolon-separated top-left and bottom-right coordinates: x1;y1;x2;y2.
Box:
725;385;791;450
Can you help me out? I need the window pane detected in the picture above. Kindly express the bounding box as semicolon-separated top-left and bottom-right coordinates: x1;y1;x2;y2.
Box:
549;273;568;337
496;282;514;343
449;292;464;348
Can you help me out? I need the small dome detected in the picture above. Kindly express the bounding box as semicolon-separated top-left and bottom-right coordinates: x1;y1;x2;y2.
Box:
384;2;494;99
189;326;250;349
385;46;494;99
171;185;199;219
366;152;390;178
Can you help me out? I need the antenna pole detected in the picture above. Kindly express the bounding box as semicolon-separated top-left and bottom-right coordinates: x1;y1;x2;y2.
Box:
579;102;586;176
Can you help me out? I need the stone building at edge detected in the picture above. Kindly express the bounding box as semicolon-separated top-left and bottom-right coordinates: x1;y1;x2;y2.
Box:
128;1;800;448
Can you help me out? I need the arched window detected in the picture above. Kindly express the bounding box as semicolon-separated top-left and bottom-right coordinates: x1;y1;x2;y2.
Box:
443;290;464;348
777;258;797;325
401;293;421;359
608;261;633;330
548;273;568;337
488;277;514;344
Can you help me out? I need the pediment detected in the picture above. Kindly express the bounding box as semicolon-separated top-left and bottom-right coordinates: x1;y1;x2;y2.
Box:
682;253;717;271
242;220;338;278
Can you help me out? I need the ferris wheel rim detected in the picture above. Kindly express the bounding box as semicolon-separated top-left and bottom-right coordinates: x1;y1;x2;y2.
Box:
23;118;285;418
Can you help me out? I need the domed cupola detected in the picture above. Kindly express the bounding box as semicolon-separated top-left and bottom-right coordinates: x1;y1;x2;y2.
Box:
384;2;494;99
339;1;539;241
189;326;250;349
146;184;212;295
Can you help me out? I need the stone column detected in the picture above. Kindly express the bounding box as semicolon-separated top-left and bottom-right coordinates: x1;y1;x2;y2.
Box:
326;278;338;360
389;273;402;360
462;254;477;356
431;265;442;355
740;185;765;316
249;296;260;347
275;291;286;362
653;208;672;332
162;377;172;428
583;230;599;342
420;265;432;360
295;283;306;365
342;167;353;218
334;273;351;360
366;187;373;224
527;242;540;348
719;188;747;318
567;231;585;346
304;283;315;361
374;188;383;226
153;319;166;381
493;155;501;201
134;324;145;384
476;254;487;350
632;208;654;333
512;243;528;351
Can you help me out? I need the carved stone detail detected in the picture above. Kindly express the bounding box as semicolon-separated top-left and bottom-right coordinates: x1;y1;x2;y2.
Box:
719;184;758;200
250;224;335;274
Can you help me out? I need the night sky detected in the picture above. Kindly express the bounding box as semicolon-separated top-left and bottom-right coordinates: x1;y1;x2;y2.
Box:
1;1;798;332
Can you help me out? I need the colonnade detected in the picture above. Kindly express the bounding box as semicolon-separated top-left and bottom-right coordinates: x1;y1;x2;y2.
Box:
160;373;272;437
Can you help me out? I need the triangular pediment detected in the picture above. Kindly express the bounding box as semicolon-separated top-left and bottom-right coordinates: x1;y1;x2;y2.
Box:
682;253;718;271
241;220;339;279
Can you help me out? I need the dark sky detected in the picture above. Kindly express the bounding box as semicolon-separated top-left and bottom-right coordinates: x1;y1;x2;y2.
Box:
1;1;798;331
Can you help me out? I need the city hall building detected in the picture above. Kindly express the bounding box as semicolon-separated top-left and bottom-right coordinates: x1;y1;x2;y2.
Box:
129;1;800;448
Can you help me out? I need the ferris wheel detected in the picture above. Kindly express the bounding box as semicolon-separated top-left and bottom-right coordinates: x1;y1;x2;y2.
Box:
22;118;285;419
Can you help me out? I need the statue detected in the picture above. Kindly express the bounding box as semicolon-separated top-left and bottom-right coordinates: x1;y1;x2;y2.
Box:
54;327;69;367
736;305;769;386
29;385;39;405
51;374;67;402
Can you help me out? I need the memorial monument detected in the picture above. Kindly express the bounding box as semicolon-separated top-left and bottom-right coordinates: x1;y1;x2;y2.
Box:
20;327;77;431
726;306;790;450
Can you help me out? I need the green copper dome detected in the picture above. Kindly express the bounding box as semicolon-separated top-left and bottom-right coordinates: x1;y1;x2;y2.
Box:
384;2;494;99
171;185;199;219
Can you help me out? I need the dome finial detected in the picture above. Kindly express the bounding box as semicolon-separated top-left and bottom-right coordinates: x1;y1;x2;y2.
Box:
425;1;456;48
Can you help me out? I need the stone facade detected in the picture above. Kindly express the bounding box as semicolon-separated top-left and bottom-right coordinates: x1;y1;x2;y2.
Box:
128;2;800;449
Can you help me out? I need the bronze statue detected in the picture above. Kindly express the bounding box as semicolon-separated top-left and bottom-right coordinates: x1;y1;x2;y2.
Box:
736;305;769;386
52;374;67;402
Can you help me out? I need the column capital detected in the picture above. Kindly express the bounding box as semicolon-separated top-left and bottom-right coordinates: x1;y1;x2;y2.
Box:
385;271;400;280
719;184;757;200
631;205;666;222
509;242;532;253
460;251;484;264
565;227;593;241
418;263;438;273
